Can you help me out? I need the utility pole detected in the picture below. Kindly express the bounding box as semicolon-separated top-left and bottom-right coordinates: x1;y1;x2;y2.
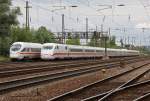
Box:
25;1;31;30
108;27;111;37
95;26;98;46
125;37;127;46
104;35;107;57
86;17;88;44
108;27;111;48
132;37;134;49
62;14;65;44
128;36;130;45
96;26;98;32
101;24;103;46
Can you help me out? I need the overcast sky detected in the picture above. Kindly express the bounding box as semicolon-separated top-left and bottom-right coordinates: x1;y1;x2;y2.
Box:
12;0;150;46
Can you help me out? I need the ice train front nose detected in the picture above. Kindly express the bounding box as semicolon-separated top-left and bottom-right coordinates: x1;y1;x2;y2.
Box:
10;43;23;60
41;45;55;60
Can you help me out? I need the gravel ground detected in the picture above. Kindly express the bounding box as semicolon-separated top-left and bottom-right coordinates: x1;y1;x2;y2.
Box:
0;59;149;101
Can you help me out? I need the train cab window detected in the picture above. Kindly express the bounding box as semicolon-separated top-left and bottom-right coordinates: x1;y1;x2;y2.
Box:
11;44;21;51
43;46;53;50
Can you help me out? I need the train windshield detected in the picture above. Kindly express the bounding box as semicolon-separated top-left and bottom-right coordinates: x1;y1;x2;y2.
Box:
43;46;53;50
11;44;21;51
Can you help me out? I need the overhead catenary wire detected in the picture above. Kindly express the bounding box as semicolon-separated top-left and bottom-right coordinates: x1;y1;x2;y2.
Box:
12;0;84;32
137;0;150;21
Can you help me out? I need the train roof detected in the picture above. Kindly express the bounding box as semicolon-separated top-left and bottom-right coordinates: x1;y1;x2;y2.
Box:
42;43;139;52
12;42;42;47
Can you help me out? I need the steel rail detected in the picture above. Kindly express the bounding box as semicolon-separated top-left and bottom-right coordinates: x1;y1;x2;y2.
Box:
133;92;150;101
0;56;144;78
47;62;150;101
0;59;109;72
0;56;145;67
0;61;120;78
98;80;150;101
0;61;122;94
0;57;144;78
83;68;150;101
0;57;124;71
0;56;147;73
0;59;102;71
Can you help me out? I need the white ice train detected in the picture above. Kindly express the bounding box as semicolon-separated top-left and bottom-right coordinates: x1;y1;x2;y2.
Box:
41;43;140;60
10;42;42;60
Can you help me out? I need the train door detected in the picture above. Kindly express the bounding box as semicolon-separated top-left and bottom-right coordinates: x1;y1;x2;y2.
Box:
54;45;58;58
65;46;69;58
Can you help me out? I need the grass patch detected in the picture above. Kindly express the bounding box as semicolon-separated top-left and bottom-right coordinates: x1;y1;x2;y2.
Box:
0;56;10;62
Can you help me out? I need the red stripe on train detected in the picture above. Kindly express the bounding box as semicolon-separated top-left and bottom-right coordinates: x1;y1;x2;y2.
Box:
18;52;40;54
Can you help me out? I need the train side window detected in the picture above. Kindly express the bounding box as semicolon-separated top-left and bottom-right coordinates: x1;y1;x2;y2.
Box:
37;48;41;52
27;48;30;52
96;50;102;52
65;46;67;50
70;48;83;52
22;48;29;52
31;48;39;52
22;48;26;52
31;48;34;52
85;49;94;52
55;46;59;50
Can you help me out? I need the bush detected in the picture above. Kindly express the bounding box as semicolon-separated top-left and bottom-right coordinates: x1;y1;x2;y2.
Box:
0;37;11;56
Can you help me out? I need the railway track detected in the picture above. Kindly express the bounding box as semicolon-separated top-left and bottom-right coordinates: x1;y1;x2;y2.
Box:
0;61;119;78
0;59;105;71
86;67;150;101
133;92;150;101
0;57;146;78
47;62;150;101
1;56;147;72
0;61;121;94
0;59;95;67
0;57;147;94
0;56;145;69
0;58;112;69
0;56;148;78
98;80;150;101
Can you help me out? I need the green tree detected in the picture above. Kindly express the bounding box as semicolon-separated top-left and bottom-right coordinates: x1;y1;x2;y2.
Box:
0;0;21;56
10;26;34;43
34;26;56;43
108;36;117;48
0;0;21;36
88;33;105;47
0;37;11;56
66;33;80;45
89;33;117;48
0;26;34;55
88;31;100;47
